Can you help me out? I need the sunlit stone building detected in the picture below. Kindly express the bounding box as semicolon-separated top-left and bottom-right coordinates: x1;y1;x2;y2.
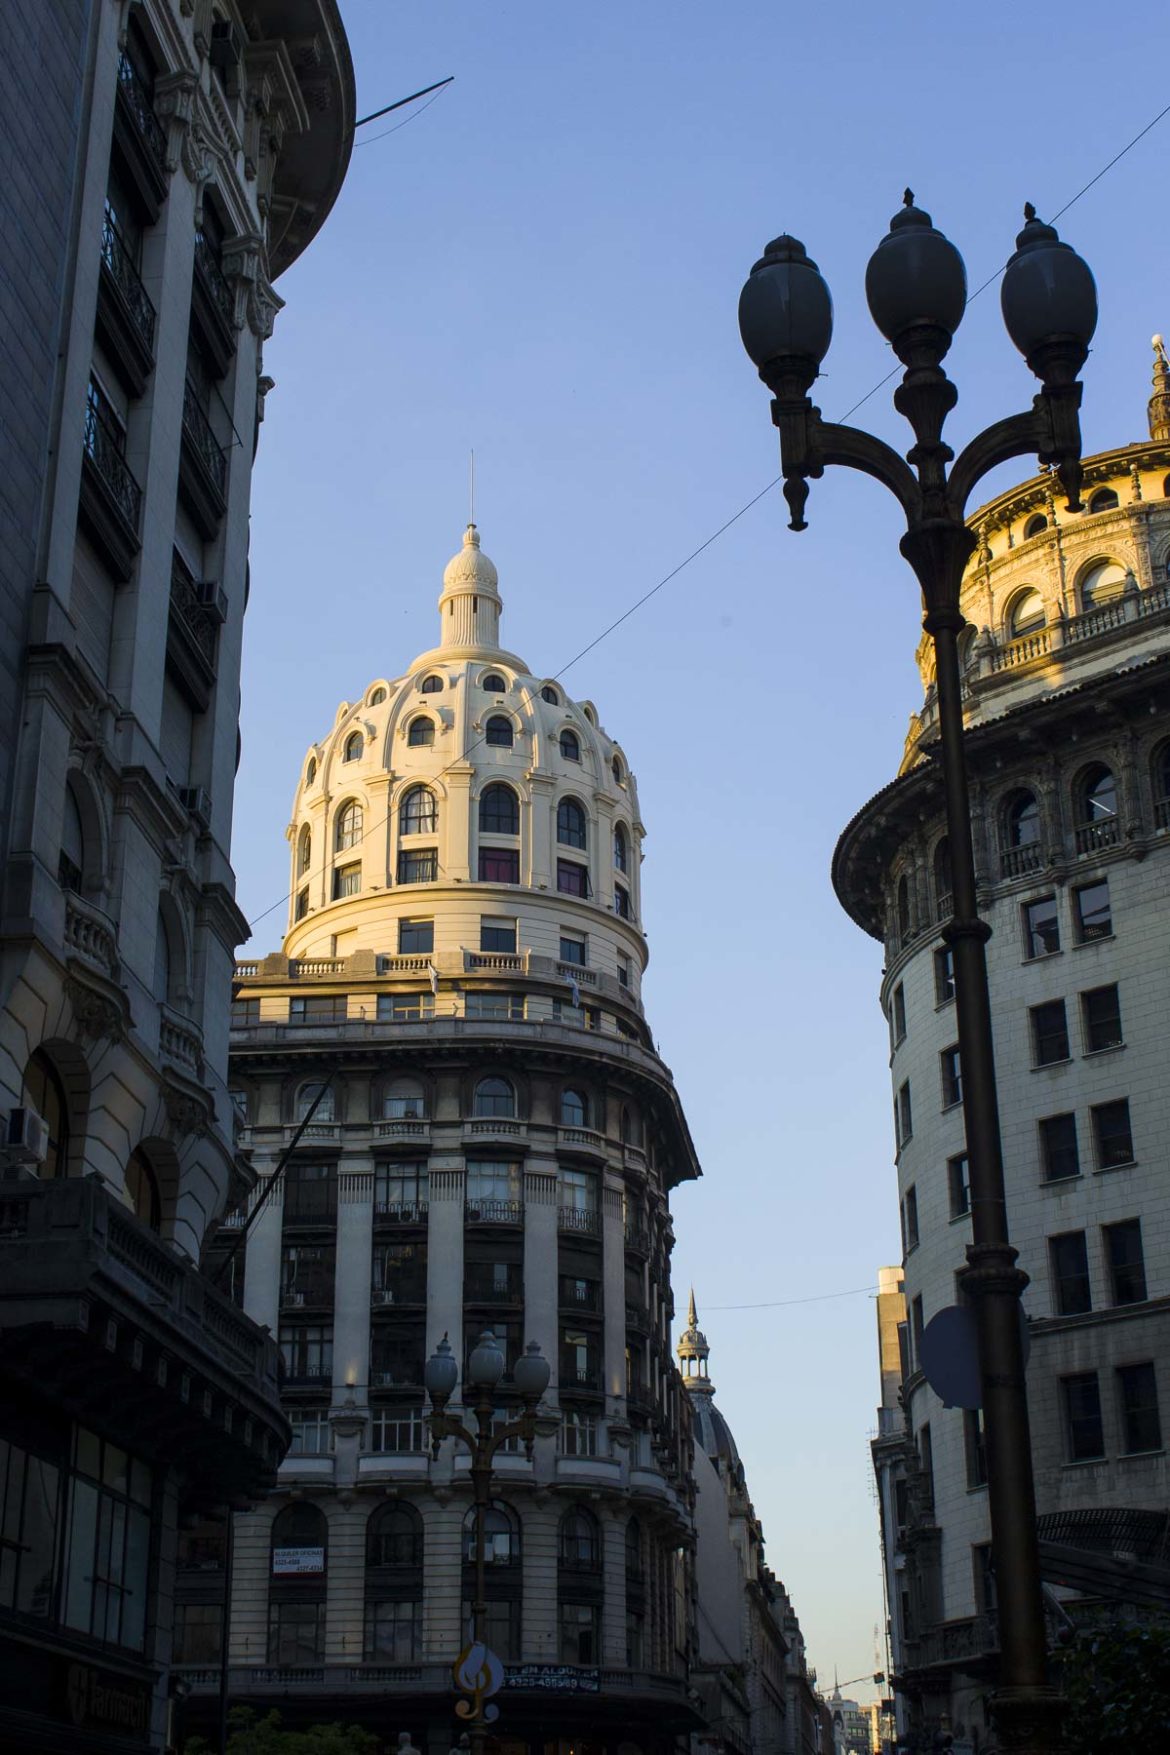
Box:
194;526;708;1751
837;354;1170;1749
0;3;352;1749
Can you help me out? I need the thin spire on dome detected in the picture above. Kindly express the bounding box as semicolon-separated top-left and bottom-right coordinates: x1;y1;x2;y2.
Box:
1150;332;1170;442
677;1286;713;1395
687;1286;697;1328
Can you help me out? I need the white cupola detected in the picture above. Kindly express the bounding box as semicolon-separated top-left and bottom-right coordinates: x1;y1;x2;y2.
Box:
437;523;502;651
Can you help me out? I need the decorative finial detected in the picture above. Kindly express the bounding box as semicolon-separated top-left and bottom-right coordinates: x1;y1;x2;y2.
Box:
1023;201;1036;222
1150;330;1170;441
1155;333;1167;363
687;1287;697;1328
902;188;914;207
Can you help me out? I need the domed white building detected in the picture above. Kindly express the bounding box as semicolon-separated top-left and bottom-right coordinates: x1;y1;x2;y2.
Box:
178;526;709;1752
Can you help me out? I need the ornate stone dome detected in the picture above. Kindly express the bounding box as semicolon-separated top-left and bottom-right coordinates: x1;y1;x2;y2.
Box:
678;1290;743;1470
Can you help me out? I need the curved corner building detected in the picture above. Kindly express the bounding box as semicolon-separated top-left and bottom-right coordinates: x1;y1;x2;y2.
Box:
835;353;1170;1747
193;526;704;1750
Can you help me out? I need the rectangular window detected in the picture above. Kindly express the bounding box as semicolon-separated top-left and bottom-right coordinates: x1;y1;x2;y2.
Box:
903;1185;919;1252
558;1410;599;1457
1082;983;1123;1053
398;918;434;955
911;1296;924;1370
231;997;259;1024
559;932;587;966
1030;999;1070;1066
332;862;361;899
462;1599;520;1663
895;1081;913;1148
1103;1219;1147;1306
480;917;517;953
1049;1231;1091;1316
964;1408;987;1488
552;999;600;1031
934;946;955;1005
1023;894;1060;959
397;847;437;884
948;1153;970;1218
1117;1363;1162;1455
368;1405;426;1453
891;982;906;1046
376;992;434;1022
365;1599;421;1662
560;1327;600;1390
287;1408;332;1456
558;1166;598;1215
1062;1372;1105;1461
465;1160;523;1207
556;859;589;897
1092;1099;1134;1169
374;1162;428;1217
174;1602;223;1664
940;1044;963;1108
559;1602;599;1665
1039;1112;1080;1182
465;991;525;1021
617;954;630;989
289;994;347;1024
972;1544;996;1615
278;1323;333;1383
614;883;630;918
0;1435;60;1620
479;847;520;884
295;886;309;920
268;1599;325;1666
62;1430;152;1652
1073;879;1111;942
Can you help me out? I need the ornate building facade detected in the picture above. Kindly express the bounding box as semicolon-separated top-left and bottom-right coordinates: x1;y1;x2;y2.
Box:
837;354;1170;1750
0;4;352;1750
192;526;707;1750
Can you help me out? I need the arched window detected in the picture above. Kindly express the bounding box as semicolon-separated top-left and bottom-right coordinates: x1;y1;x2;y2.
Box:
485;716;513;748
1079;560;1127;610
269;1503;327;1662
1008;588;1046;638
482;674;506;693
383;1077;426;1121
473;1077;515;1119
367;1503;423;1569
463;1503;520;1566
560;730;580;761
933;838;952;916
297;825;312;877
613;822;629;872
400;786;437;834
336;800;363;851
1153;741;1170;811
369;687;387;706
408;717;434;747
958;626;978;673
557;798;587;849
59;781;85;892
558;1506;600;1570
125;1147;160;1231
541;686;559;705
612;755;624;783
620;1105;640;1147
479;783;519;835
421;674;443;694
1024;513;1048;539
582;706;595;725
561;1088;588;1128
896;875;911;945
1004;791;1040;847
1088;487;1119;514
296;1081;335;1123
344;731;363;762
23;1049;70;1179
306;757;317;786
1163;474;1170;499
1075;765;1118;850
153;910;172;1006
272;1502;327;1562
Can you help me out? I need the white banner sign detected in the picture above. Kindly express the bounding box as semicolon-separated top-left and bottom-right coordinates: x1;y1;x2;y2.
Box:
272;1546;324;1576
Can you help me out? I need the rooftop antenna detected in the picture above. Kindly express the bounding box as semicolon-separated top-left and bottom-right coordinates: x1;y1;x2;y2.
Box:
469;449;476;527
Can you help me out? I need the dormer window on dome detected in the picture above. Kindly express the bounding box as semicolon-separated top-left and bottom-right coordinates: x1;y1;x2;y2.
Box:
1088;486;1119;513
421;674;443;694
485;717;513;748
408;717;434;747
1024;513;1048;539
560;730;580;762
480;784;519;835
541;686;559;705
482;673;506;693
343;731;362;762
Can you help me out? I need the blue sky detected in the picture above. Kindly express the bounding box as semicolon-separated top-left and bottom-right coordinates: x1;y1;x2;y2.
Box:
236;0;1170;1696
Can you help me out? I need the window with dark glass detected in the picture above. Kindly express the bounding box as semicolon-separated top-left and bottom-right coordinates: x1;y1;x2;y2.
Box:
283;1161;336;1222
231;996;259;1024
174;1603;222;1664
1082;984;1123;1053
365;1598;421;1661
560;1089;588;1128
485;716;513;748
964;1408;987;1488
407;717;434;747
278;1323;333;1382
1039;1112;1079;1181
1117;1363;1162;1455
377;992;434;1023
541;686;558;705
614;883;630;919
479;783;519;835
934;946;955;1005
480;846;520;884
560;1328;600;1389
1076;764;1118;836
940;1044;962;1107
617;954;630;989
559;1507;600;1571
911;1297;924;1370
557;859;588;897
0;1427;61;1622
473;1078;515;1119
896;1081;912;1147
973;1544;996;1615
891;983;906;1046
948;1153;970;1218
1103;1219;1146;1305
559;932;586;966
397;847;437;884
399;917;433;954
1092;1099;1134;1169
281;1242;335;1307
557;798;587;849
294;885;309;920
1023;895;1060;959
482;674;506;693
614;823;629;872
269;1600;325;1665
560;729;580;761
62;1429;152;1651
480;917;517;954
903;1185;919;1252
1073;879;1111;941
1049;1231;1091;1315
335;799;363;851
1030;999;1070;1066
374;1161;428;1217
466;992;524;1022
421;674;443;693
290;996;347;1027
1063;1373;1105;1461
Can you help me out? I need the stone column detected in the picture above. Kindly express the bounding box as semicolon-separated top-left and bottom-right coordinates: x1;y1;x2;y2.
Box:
325;1501;365;1663
229;1503;274;1663
427;1165;465;1362
333;1164;374;1395
602;1181;626;1414
421;1496;462;1663
521;1496;558;1663
444;763;475;883
601;1508;627;1667
242;1160;282;1338
527;773;555;890
523;1164;559;1398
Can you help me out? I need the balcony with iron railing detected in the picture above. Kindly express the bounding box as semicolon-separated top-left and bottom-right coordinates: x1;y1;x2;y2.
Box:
179;377;228;534
464;1199;524;1227
80;390;142;578
559;1205;601;1236
193;228;236;372
97;206;156;390
560;1364;603;1393
114;51;168;209
373;1200;429;1226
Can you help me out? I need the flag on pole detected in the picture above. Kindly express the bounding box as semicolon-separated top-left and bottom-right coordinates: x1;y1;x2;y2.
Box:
428;964;439;996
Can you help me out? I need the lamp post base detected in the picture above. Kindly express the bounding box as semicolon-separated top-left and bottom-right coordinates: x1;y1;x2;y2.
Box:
991;1684;1068;1755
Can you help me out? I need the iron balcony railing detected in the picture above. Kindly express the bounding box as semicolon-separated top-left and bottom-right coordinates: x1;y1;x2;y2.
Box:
374;1200;429;1225
182;377;228;497
194;228;234;327
558;1205;601;1236
169;554;219;667
83;392;142;533
464;1278;524;1305
464;1199;523;1226
100;206;156;354
560;1283;600;1312
117;51;168;172
561;1365;602;1391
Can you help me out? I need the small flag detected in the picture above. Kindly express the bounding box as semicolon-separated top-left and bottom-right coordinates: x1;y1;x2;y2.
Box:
428;964;439;996
568;974;581;1008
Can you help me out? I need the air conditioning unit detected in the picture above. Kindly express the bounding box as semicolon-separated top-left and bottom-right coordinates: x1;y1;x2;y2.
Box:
178;786;212;827
196;580;229;624
210;18;244;70
5;1106;49;1166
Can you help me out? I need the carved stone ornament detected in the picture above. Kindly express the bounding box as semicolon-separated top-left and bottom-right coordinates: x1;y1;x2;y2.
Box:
222;235;284;340
64;974;126;1045
153;69;199;177
162;1081;210;1141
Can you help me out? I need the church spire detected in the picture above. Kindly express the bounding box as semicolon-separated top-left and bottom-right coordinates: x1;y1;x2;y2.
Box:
1150;334;1170;443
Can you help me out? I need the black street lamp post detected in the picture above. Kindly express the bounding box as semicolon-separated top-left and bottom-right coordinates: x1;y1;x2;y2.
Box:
424;1330;551;1755
739;194;1098;1755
